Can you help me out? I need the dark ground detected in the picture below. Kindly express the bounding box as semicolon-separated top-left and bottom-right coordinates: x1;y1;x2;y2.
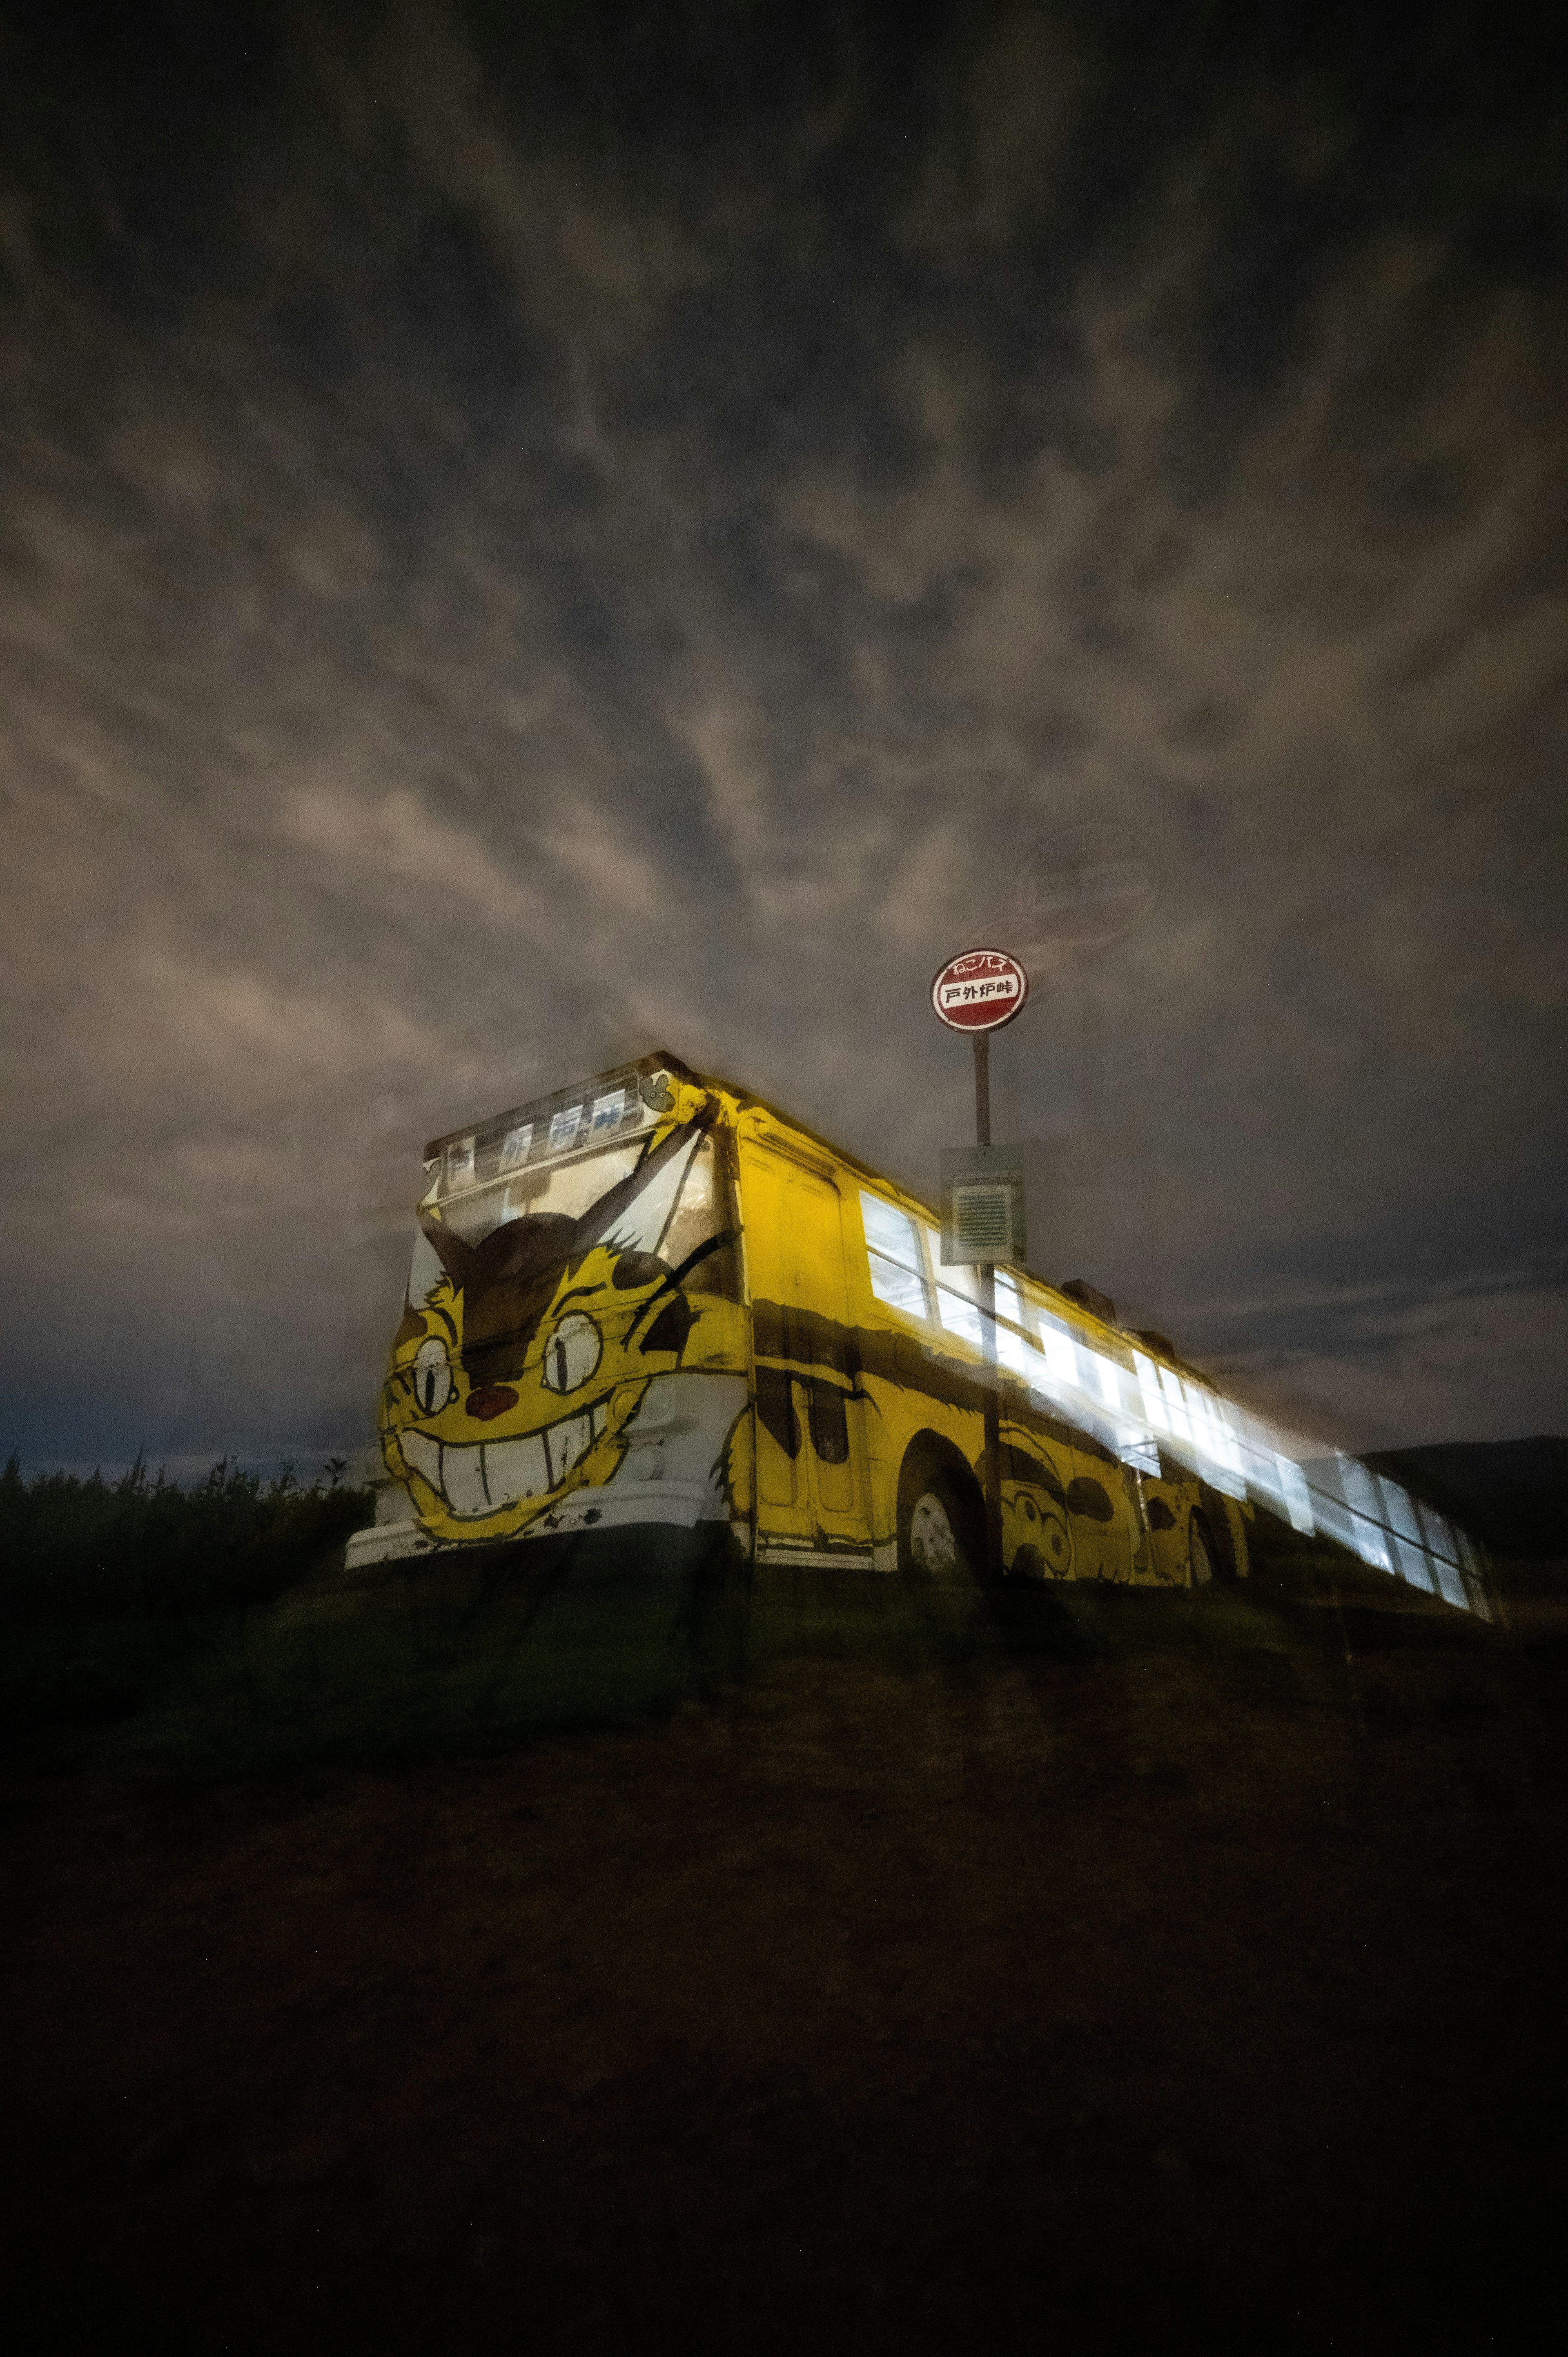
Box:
3;1551;1565;2356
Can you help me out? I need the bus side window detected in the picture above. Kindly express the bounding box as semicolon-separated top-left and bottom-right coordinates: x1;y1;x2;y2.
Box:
995;1273;1041;1378
924;1226;984;1347
860;1192;931;1322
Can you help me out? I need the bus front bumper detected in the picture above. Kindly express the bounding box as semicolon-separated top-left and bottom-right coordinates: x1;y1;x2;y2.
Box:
343;1477;738;1574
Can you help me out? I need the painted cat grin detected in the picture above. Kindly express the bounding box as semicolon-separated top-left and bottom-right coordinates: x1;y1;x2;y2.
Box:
399;1400;608;1515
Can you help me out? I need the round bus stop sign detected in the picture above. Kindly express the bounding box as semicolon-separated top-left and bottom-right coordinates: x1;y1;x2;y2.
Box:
931;946;1029;1031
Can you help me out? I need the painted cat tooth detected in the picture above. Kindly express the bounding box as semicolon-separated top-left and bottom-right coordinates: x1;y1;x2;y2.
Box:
483;1432;549;1504
546;1410;590;1485
441;1438;490;1516
401;1429;442;1491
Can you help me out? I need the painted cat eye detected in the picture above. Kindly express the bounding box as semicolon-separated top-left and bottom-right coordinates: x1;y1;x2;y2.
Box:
541;1311;602;1395
413;1336;455;1414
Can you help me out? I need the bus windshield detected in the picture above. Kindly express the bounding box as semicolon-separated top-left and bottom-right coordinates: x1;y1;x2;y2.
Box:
412;1063;733;1296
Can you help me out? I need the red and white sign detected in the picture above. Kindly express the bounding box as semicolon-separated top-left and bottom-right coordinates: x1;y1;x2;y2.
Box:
930;946;1029;1032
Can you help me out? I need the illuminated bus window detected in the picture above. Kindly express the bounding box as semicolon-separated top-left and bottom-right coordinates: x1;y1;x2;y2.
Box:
1334;1454;1394;1573
1415;1500;1469;1609
994;1274;1040;1379
1185;1382;1247;1497
925;1227;984;1347
860;1192;931;1322
1035;1311;1081;1396
1222;1397;1316;1534
1273;1453;1315;1535
1119;1430;1161;1478
1156;1363;1192;1450
1378;1477;1434;1590
1081;1346;1159;1472
1130;1349;1165;1435
1431;1554;1468;1609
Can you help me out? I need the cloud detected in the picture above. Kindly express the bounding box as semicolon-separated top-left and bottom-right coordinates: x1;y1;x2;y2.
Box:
674;694;884;928
873;820;973;950
128;948;444;1089
1;2;1564;1467
283;781;544;928
534;796;666;917
1195;1275;1568;1454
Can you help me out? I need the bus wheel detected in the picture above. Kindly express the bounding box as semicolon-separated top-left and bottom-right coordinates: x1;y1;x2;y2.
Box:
1189;1512;1218;1589
898;1452;982;1581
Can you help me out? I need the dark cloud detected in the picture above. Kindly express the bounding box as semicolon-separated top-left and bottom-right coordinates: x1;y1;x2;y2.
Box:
2;0;1565;1472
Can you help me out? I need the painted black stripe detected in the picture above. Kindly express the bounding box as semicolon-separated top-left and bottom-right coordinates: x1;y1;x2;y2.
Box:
749;1299;1114;1467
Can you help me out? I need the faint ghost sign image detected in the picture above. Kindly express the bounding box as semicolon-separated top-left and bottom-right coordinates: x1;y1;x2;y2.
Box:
1010;824;1158;973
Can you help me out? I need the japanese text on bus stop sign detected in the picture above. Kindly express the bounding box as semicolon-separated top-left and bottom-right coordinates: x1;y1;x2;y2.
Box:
930;948;1029;1032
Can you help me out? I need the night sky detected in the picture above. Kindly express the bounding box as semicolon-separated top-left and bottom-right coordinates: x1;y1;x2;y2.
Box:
4;1;1565;1477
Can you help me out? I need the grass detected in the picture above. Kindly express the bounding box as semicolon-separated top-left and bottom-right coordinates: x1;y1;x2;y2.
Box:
734;1534;1483;1677
0;1452;373;1618
2;1496;750;1786
2;1450;1528;1794
93;1535;728;1783
0;1454;377;1768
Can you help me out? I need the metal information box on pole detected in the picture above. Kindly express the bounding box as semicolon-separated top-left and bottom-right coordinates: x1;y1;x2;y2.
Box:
929;947;1030;1579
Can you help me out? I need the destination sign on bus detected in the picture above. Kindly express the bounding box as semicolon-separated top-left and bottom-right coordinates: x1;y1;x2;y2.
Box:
931;947;1029;1032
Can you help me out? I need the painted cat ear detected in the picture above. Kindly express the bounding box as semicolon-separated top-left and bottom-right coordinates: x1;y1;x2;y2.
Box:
419;1217;474;1290
605;1124;706;1259
408;1226;445;1307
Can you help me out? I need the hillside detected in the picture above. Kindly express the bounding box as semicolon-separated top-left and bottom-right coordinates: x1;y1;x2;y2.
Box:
1365;1436;1566;1569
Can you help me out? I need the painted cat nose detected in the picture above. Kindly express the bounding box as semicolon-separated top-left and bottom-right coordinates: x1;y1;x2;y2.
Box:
466;1385;518;1421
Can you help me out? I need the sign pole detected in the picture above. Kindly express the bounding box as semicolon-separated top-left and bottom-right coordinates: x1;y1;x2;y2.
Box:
973;1034;1002;1581
931;945;1029;1590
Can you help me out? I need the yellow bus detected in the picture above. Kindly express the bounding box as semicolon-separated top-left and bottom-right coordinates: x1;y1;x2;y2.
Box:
347;1050;1490;1615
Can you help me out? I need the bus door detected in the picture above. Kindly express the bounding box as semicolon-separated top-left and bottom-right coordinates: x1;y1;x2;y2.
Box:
739;1138;871;1556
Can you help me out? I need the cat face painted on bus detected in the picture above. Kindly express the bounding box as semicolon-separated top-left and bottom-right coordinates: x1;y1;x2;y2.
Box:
379;1107;736;1544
